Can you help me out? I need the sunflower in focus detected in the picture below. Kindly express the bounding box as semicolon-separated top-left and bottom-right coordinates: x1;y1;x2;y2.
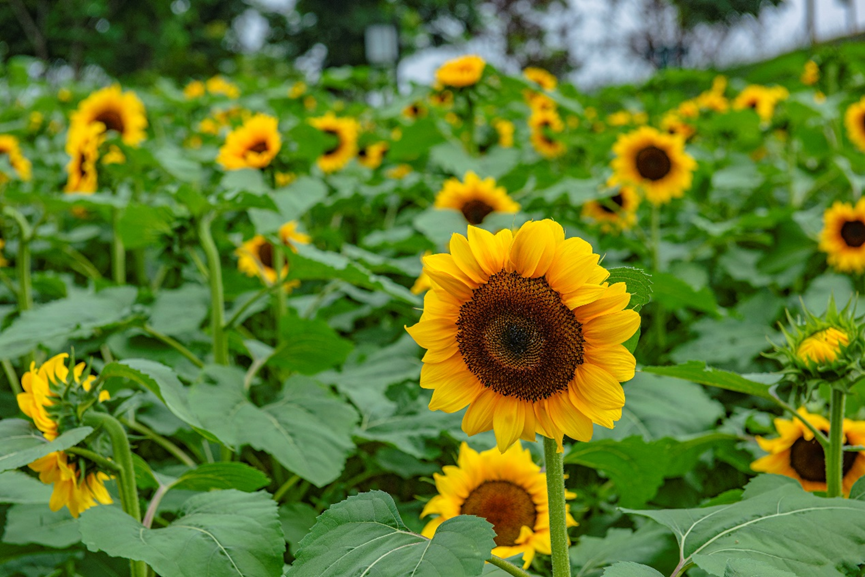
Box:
183;80;206;99
0;135;32;181
801;60;820;85
529;109;566;159
65;122;103;194
582;184;640;233
733;85;788;124
70;85;147;146
216;114;281;171
436;55;486;88
819;199;865;273
493;119;515;148
357;142;388;169
309;113;360;173
752;408;865;495
17;353;113;517
523;67;557;91
611;126;696;205
406;219;640;452
422;442;576;567
844;97;865;152
434;171;519;225
236;221;310;285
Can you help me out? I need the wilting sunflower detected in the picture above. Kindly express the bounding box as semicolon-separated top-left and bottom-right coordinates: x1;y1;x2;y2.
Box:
752;408;865;495
733;85;788;124
17;353;113;517
406;219;640;452
357;142;388;169
236;221;311;285
64;122;103;194
844;97;865;152
529;109;566;159
216;114;281;171
493;119;515;148
70;85;147;146
309;113;360;173
523;67;557;91
611;126;696;205
801;60;820;86
422;442;576;567
434;171;520;225
436;55;486;88
581;184;640;232
819;199;865;273
0;135;32;181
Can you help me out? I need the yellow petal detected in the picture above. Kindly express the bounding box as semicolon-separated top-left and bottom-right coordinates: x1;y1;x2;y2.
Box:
583;309;640;346
450;233;487;284
492;396;526;452
547;394;593;443
510;221;557;278
462;389;497;435
468;226;507;276
429;371;483;412
584;344;636;382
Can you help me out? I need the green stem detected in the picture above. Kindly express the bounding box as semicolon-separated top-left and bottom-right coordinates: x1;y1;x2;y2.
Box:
133;248;147;286
120;417;197;467
83;412;147;577
198;212;228;365
62;245;102;280
774;396;829;449
543;436;571;577
141;324;205;369
826;389;846;498
2;359;21;395
111;207;126;285
272;474;300;502
273;247;286;346
66;446;121;474
650;204;666;350
486;555;533;577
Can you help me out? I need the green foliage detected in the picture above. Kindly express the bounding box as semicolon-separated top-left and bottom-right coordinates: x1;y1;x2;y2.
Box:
0;421;92;473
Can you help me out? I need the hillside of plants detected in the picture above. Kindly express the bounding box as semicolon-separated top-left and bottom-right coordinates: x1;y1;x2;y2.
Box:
2;39;865;577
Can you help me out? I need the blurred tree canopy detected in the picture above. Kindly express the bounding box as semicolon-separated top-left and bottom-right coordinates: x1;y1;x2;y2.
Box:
670;0;784;28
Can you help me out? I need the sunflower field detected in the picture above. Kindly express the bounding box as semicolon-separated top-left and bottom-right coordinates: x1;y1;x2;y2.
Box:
3;43;865;577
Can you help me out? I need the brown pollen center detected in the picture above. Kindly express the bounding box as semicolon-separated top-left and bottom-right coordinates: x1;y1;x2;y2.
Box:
93;109;125;134
789;431;857;482
598;193;625;214
840;220;865;248
635;145;671;181
461;481;537;547
257;242;274;269
248;140;269;154
461;199;495;225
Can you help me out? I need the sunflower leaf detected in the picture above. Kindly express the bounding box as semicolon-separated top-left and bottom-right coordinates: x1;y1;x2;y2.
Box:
640;361;775;400
0;420;93;473
287;490;496;577
606;267;652;312
601;562;665;577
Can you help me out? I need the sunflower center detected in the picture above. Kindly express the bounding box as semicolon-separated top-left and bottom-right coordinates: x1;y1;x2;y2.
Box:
93;109;125;134
358;147;368;158
258;242;274;269
323;129;341;155
461;481;537;547
635;146;671;181
457;271;584;402
461;199;495;225
789;432;857;482
248;140;269;154
598;193;625;214
840;220;865;248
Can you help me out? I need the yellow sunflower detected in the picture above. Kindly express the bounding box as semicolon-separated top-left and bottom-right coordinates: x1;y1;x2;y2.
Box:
529;109;566;159
422;442;576;568
0;135;32;181
608;111;632;126
386;164;412;179
206;75;240;99
357;142;388;169
526;92;557;113
733;85;788;124
844;97;865;152
797;327;849;366
275;171;297;187
70;85;147;146
581;184;640;232
17;353;113;517
64;122;103;194
493;119;515;148
412;251;433;295
403;102;427;119
819;199;865;273
405;219;640;452
309;113;360;173
801;60;820;86
183;80;206;99
695;91;729;113
523;67;557;91
434;171;520;225
236;221;311;285
610;126;696;205
436;55;486;88
752;408;865;496
429;88;454;107
660;113;695;141
216;114;281;171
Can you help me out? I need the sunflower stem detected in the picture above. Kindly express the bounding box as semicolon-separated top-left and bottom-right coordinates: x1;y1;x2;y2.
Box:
650;204;666;350
486;555;534;577
120;417;197;467
2;359;21;395
826;388;846;498
7;206;35;369
141;324;205;369
543;436;571;577
198;212;229;365
111;206;126;285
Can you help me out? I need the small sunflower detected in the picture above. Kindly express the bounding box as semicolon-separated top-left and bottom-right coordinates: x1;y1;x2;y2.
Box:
819;199;865;273
493;119;515;148
422;442;576;568
403;102;426;120
216;114;281;171
610;126;696;205
529;109;566;159
357;142;388;169
607;111;632;126
236;221;311;285
436;55;486;88
526;92;557;113
386;164;412;179
70;85;147;146
275;171;297;187
844;97;865;152
752;408;865;495
660;113;695;141
64;122;103;194
797;327;849;366
434;171;520;225
429;88;454;107
733;85;788;124
309;113;360;173
183;80;206;99
206;75;240;99
0;135;32;181
801;60;820;86
581;184;640;233
288;81;307;99
695;91;729;113
523;67;557;91
405;219;640;452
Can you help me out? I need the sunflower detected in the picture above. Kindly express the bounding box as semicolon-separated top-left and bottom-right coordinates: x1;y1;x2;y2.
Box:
493;119;515;148
529;109;566;159
844;97;865;152
386;164;412;179
403;102;426;119
660;113;695;141
429;88;454;107
17;353;113;517
608;111;632;126
752;408;865;495
412;251;433;295
733;85;788;124
64;122;103;194
206;75;240;99
526;92;557;113
695;91;729;113
70;85;147;146
801;60;820;86
275;171;297;187
309;113;360;173
819;199;865;273
357;142;388;169
236;221;310;285
796;327;849;366
0;135;32;181
422;442;576;568
436;55;486;88
434;171;520;225
405;219;640;452
216;114;281;171
523;67;557;91
183;80;206;99
582;184;640;232
610;126;696;205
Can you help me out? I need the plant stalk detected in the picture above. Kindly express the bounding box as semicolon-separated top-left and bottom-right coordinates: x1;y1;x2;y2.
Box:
198;212;228;365
650;203;666;350
486;555;533;577
543;436;571;577
120;417;197;467
826;388;846;498
141;325;205;369
111;207;126;285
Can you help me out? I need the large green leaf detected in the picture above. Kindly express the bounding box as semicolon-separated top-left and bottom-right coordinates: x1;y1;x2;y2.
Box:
0;420;93;473
640;362;775;400
601;563;664;577
189;368;357;486
79;490;283;577
570;525;670;577
249;177;328;234
0;470;51;504
651;271;720;316
148;284;210;337
606;267;653;312
2;504;80;548
287;491;496;577
272;312;354;375
171;462;270;492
